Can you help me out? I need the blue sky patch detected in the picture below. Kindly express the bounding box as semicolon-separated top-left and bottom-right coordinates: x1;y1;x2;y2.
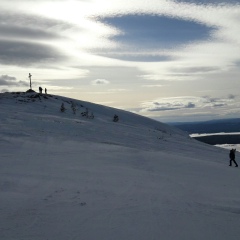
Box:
100;14;215;50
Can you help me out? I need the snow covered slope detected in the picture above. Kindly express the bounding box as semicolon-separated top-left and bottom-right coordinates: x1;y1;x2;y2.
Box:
1;91;240;240
0;91;189;150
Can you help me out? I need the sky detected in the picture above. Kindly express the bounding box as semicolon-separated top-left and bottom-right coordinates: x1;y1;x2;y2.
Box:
0;0;240;122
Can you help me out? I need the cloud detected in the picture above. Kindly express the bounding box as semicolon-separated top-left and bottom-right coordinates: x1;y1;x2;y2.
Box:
1;0;239;70
142;84;164;88
43;86;73;92
141;96;235;112
0;75;16;81
175;0;240;5
0;11;77;68
1;88;9;93
228;94;236;99
92;79;110;85
0;11;82;41
84;66;145;83
107;88;129;92
0;24;57;41
170;66;220;74
0;0;240;123
0;75;28;86
95;51;170;62
0;40;66;66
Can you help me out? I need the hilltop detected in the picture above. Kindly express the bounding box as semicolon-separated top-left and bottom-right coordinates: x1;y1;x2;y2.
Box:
0;91;198;151
1;91;240;240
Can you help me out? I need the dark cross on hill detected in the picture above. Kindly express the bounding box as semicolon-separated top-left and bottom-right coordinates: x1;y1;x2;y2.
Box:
29;73;32;90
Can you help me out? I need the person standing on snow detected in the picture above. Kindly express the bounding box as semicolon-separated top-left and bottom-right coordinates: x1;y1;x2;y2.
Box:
39;86;43;94
229;149;238;167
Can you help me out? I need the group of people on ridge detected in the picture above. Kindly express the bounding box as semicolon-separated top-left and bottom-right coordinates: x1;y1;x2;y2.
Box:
39;87;47;94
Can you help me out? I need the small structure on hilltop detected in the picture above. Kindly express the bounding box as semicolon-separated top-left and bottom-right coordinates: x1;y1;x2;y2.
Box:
26;73;35;93
29;73;32;90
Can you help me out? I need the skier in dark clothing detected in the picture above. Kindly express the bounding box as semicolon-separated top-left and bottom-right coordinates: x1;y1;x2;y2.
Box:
229;149;238;167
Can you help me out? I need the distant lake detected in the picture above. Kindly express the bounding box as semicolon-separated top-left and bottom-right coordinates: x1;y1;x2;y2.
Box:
191;132;240;137
191;132;240;152
191;132;240;145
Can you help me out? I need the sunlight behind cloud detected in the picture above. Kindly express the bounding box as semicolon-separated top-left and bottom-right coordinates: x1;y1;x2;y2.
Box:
1;0;240;121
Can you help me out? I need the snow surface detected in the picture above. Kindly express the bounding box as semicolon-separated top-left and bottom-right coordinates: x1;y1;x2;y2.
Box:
215;144;240;152
1;91;240;240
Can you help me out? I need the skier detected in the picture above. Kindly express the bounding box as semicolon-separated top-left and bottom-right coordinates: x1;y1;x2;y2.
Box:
229;149;238;167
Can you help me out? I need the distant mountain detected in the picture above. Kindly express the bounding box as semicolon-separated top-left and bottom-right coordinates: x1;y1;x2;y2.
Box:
169;118;240;134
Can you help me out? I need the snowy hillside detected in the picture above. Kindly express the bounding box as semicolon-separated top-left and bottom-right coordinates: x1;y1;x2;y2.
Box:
1;91;240;240
0;91;189;150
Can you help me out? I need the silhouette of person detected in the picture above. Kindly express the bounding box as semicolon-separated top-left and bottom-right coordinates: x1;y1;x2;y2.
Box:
39;86;43;94
229;149;238;167
45;88;47;94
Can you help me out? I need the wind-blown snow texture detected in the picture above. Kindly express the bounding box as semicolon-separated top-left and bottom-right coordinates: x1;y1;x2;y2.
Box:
1;91;240;240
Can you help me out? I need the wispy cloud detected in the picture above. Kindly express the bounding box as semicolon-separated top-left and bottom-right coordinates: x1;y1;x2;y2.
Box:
0;75;27;87
175;0;240;4
107;88;130;92
142;84;164;88
92;79;110;85
141;95;236;112
0;40;66;66
1;0;240;71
